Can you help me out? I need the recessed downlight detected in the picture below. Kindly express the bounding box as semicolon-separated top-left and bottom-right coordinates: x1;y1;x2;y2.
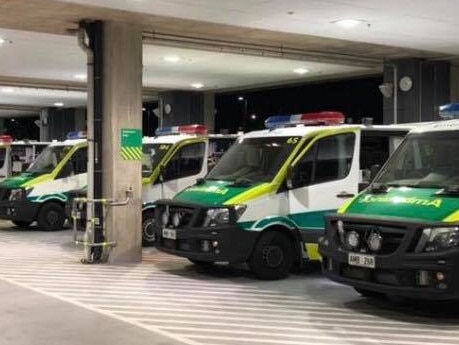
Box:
162;55;181;63
333;19;365;28
191;83;204;89
293;68;309;75
54;102;64;107
0;38;5;45
73;73;87;80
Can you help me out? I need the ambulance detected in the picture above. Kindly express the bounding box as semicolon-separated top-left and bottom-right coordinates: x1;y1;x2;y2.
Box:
320;104;459;300
141;125;238;245
0;135;49;180
153;111;418;280
0;132;86;230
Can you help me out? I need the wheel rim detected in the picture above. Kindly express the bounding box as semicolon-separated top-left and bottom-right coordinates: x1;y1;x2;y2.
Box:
143;219;156;242
46;210;60;226
262;245;284;268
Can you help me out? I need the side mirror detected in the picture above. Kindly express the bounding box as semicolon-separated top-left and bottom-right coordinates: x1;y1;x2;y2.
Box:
286;165;294;189
196;177;205;185
370;164;381;182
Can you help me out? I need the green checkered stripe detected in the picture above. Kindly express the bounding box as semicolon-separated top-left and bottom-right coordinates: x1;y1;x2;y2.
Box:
121;146;142;160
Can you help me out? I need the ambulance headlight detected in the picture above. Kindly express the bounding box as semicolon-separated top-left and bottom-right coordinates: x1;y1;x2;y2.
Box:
203;205;246;227
416;227;459;252
9;188;25;201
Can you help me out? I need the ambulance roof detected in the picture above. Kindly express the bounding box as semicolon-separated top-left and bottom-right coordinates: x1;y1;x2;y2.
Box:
142;134;204;145
409;119;459;133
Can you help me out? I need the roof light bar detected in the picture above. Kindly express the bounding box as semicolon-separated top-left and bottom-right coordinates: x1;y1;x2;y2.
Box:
66;131;87;140
265;111;345;129
439;103;459;119
155;124;207;136
0;135;13;144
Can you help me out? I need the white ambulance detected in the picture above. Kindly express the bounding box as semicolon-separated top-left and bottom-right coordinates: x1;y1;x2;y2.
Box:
153;111;420;280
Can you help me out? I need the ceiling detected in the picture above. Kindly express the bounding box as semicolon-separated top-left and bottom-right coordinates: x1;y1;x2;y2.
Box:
0;0;457;115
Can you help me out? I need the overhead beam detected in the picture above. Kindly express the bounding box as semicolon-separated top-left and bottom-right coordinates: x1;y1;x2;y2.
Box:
0;103;41;112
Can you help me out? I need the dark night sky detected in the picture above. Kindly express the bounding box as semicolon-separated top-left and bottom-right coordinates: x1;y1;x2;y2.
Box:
215;76;383;133
8;75;383;139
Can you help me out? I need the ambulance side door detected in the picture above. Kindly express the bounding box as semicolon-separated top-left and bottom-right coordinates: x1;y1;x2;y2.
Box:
160;141;207;198
287;130;360;233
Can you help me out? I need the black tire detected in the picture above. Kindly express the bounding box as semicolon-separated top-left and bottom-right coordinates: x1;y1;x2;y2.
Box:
142;211;157;246
188;259;214;266
12;220;32;228
354;287;386;299
249;231;294;280
37;202;66;231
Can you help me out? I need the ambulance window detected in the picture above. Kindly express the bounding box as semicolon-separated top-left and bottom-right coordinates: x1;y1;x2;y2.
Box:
294;133;355;186
162;142;205;181
57;147;87;178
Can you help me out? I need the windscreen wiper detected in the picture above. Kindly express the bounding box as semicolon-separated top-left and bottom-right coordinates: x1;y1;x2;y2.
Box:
367;182;388;194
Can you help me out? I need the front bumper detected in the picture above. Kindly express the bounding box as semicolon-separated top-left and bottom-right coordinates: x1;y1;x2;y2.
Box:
0;199;40;222
153;199;258;263
320;214;459;300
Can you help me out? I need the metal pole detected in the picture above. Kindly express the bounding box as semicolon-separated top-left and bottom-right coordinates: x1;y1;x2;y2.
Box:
392;64;398;124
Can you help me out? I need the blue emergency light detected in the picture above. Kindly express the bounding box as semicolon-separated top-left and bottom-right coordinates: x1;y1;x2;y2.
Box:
265;111;345;129
439;103;459;119
66;131;87;140
155;124;207;136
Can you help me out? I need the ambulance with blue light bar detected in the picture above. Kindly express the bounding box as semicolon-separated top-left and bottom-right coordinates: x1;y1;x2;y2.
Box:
141;124;238;246
0;131;87;230
320;103;459;300
0;135;50;181
153;111;419;280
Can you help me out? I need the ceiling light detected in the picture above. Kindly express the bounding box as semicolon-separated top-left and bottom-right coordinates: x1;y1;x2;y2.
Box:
0;38;5;45
238;96;244;101
293;68;309;75
333;19;365;28
73;74;87;80
1;87;14;93
191;83;204;89
162;55;181;63
54;102;64;107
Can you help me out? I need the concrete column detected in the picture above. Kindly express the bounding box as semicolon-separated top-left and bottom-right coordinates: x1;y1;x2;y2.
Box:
203;92;215;133
74;107;86;131
450;63;459;103
39;109;50;141
382;59;450;124
102;21;143;263
159;91;204;127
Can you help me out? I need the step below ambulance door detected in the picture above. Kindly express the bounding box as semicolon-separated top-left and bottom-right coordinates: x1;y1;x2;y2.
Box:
287;130;360;230
160;141;207;198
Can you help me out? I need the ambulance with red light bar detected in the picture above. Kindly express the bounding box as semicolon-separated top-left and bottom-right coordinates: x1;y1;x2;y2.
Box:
0;135;49;181
153;111;419;280
141;124;238;246
319;103;459;300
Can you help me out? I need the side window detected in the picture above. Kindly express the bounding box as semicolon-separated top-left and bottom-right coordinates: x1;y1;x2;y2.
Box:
162;142;205;182
57;147;87;179
293;133;355;187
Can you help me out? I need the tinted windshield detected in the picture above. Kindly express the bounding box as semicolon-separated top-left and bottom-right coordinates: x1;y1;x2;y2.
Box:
207;136;300;183
27;145;73;174
142;143;172;178
374;131;459;188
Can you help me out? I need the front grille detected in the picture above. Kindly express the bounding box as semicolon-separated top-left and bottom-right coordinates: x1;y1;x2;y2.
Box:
157;205;196;229
337;222;406;255
0;188;11;201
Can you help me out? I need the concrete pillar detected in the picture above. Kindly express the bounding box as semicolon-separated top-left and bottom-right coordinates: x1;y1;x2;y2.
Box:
39;109;50;141
203;92;215;133
450;63;459;103
74;107;86;131
159;91;204;127
102;21;143;263
382;59;450;124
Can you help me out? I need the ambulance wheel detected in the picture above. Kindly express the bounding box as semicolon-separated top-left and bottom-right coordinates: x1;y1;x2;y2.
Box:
12;220;32;228
249;231;294;280
142;211;157;246
37;202;66;231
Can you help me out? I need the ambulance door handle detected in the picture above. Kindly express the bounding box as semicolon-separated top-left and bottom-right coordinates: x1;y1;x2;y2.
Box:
336;191;354;199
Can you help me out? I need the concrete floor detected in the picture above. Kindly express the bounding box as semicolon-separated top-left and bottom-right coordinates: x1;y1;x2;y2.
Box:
0;222;458;345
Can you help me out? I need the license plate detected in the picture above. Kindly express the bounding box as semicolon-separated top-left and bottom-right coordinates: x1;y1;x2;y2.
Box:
162;228;176;240
348;253;375;268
